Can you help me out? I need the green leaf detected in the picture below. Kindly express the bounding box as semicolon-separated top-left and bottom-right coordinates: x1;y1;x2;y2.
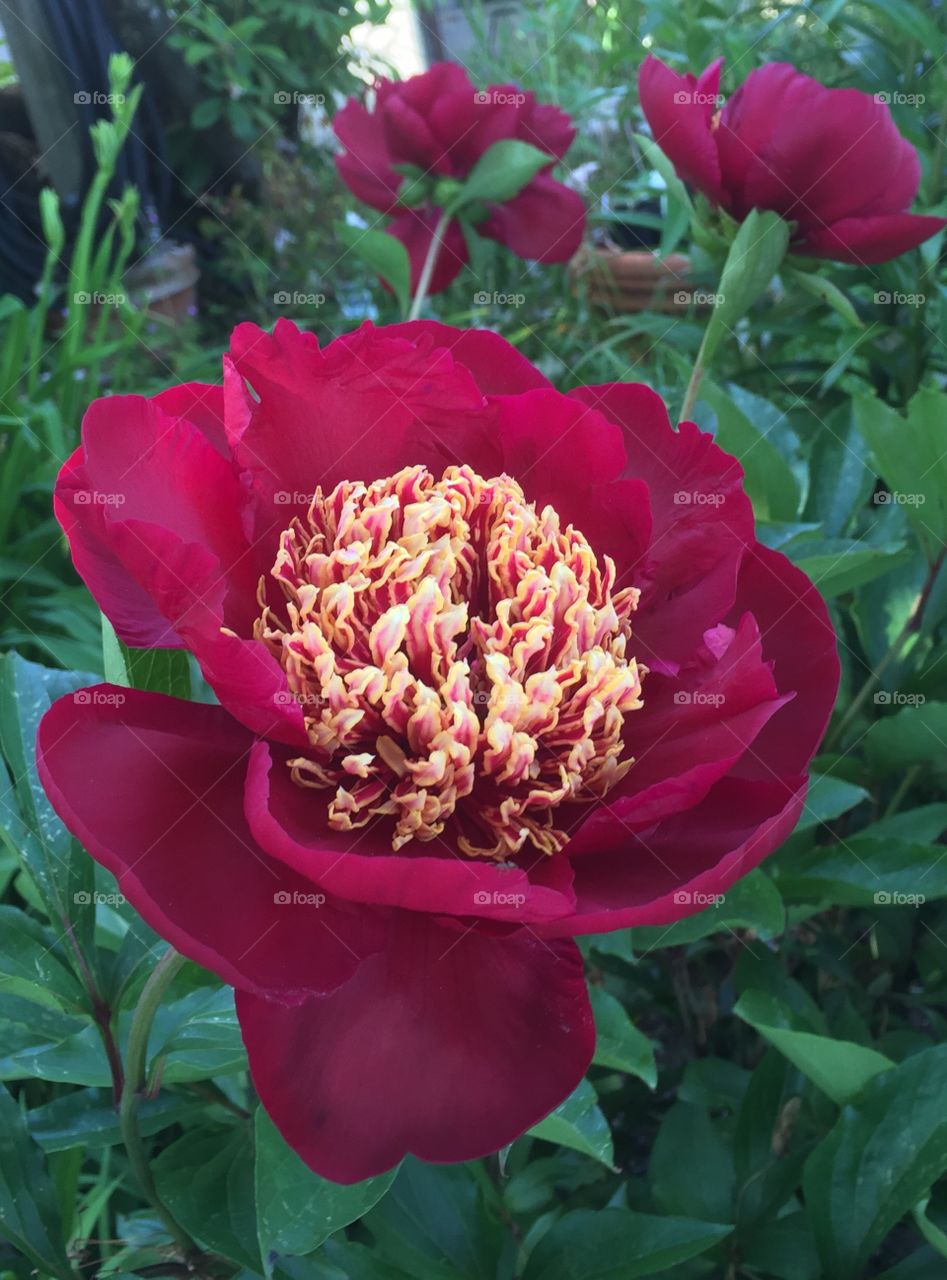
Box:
865;701;947;773
792;538;912;598
455;139;550;207
336;224;411;317
522;1207;732;1279
803;1044;947;1278
734;989;893;1106
700;209;791;363
0;906;87;1012
650;1102;734;1223
255;1107;397;1270
154;1126;261;1270
772;836;947;907
363;1158;502;1280
101;615;129;685
733;1052;806;1231
589;986;656;1086
855;387;947;562
0;1085;73;1280
10;986;244;1085
914;1197;947;1259
0;654;97;952
192;98;222;129
29;1087;195;1152
787;268;863;327
741;1212;820;1280
792;772;869;833
863;804;947;844
0;997;86;1081
702;380;801;520
102;616;191;699
148;986;246;1081
633;132;695;216
803;410;873;538
630;868;785;950
876;1251;947;1280
527;1078;615;1168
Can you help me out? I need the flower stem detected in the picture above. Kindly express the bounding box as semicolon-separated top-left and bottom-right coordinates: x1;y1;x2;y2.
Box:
680;325;711;422
407;210;452;321
119;947;194;1256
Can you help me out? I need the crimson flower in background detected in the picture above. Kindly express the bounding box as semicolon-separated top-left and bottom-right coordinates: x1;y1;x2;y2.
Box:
333;61;585;291
638;55;947;264
38;319;838;1183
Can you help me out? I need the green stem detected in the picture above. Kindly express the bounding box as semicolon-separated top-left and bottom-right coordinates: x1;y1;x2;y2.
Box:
680;325;711;422
884;764;921;820
407;210;453;321
119;948;194;1256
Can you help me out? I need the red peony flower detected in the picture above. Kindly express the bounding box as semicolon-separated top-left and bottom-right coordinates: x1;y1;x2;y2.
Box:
638;55;947;264
38;319;838;1182
333;61;586;292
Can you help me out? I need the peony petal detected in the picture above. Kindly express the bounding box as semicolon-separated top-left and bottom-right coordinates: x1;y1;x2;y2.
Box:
567;384;754;669
57;394;260;647
795;212;947;264
224;318;498;526
333;97;402;213
596;612;790;830
150;382;228;457
516;94;576;160
37;687;383;997
724;542;839;779
545;774;807;936
244;741;576;925
717;65;925;233
382;320;552;394
54;448;180;649
237;914;592;1181
386;208;469;293
380;63;474;173
637;55;724;205
479;173;586;263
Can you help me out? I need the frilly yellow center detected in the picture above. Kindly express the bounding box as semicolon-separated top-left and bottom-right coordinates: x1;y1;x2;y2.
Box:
254;464;646;859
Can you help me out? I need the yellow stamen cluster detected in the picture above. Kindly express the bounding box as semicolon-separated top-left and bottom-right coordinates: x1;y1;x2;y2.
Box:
254;465;645;859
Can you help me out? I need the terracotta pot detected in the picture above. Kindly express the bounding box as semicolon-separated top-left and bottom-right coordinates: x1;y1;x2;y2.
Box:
569;244;709;314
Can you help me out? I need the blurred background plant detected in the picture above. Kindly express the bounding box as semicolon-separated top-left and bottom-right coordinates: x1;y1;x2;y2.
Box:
0;2;946;1278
